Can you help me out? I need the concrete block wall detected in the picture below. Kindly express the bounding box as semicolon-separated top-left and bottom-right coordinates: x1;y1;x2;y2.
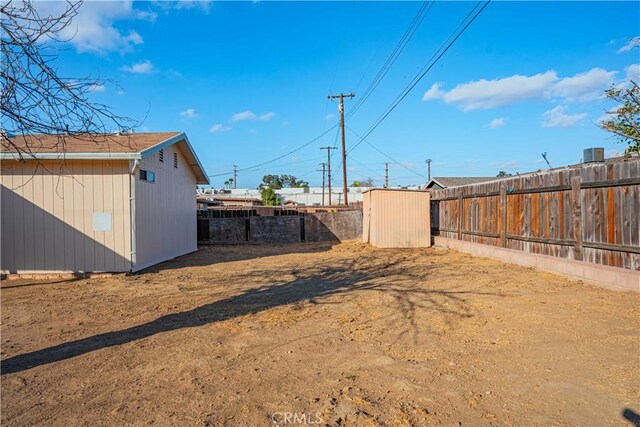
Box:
207;219;247;243
197;210;363;244
249;217;301;244
304;210;363;242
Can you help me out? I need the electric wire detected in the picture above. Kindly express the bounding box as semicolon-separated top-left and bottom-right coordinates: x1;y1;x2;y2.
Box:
347;1;490;156
207;123;339;178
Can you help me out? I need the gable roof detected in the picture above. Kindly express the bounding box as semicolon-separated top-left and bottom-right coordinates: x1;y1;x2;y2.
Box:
1;132;209;184
426;176;497;189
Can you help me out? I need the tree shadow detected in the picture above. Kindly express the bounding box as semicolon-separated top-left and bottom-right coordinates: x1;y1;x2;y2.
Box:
622;408;640;427
1;257;503;375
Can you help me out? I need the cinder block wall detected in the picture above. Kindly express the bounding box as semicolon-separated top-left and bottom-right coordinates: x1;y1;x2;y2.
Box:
304;211;363;242
197;210;363;244
249;217;301;244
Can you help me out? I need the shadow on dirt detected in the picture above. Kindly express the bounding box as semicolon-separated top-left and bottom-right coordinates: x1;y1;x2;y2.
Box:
1;254;502;375
142;241;339;273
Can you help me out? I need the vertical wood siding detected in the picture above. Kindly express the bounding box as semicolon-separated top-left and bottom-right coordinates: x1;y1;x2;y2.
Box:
1;160;132;273
430;159;640;270
134;144;198;271
363;189;431;248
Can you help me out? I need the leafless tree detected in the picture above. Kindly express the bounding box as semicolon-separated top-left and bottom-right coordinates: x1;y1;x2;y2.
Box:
1;0;138;158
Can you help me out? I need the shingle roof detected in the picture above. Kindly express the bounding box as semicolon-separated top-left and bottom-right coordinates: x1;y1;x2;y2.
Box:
427;177;498;188
1;132;181;154
1;132;210;185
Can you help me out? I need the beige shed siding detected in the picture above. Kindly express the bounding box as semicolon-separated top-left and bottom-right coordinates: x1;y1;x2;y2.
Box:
363;189;431;248
134;144;198;271
1;160;132;273
362;191;371;243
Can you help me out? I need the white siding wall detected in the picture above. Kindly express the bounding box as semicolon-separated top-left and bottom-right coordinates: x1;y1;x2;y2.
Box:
134;144;198;271
1;160;132;273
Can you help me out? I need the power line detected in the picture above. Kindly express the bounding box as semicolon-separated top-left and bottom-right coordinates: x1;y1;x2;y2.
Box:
346;125;426;179
347;1;490;155
348;156;384;180
347;1;436;120
207;123;339;178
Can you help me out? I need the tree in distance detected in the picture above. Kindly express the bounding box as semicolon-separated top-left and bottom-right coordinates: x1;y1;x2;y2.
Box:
600;80;640;154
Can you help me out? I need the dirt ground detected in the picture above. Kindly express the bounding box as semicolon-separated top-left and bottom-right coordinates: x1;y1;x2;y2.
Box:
1;241;639;426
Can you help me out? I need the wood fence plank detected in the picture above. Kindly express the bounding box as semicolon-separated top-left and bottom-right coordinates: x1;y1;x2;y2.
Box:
571;176;583;261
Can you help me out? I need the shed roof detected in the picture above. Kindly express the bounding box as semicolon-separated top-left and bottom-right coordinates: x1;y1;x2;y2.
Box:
1;132;209;184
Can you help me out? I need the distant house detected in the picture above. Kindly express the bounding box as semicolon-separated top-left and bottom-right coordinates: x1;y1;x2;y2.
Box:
210;196;263;207
1;132;209;274
425;177;498;190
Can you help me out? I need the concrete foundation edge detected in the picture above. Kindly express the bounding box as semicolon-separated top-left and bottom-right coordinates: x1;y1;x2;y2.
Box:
433;236;639;292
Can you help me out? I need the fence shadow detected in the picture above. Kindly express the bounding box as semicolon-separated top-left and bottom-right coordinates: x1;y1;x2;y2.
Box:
1;257;501;375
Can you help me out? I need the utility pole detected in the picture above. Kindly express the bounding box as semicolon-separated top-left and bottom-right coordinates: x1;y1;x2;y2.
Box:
317;162;327;206
328;92;355;205
233;165;238;189
320;146;336;205
425;159;432;182
384;162;389;188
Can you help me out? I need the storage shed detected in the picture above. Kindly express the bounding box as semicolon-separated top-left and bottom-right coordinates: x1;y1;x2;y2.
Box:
1;132;209;274
363;188;431;248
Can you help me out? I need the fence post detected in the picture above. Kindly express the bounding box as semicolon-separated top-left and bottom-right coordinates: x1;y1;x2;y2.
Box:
571;176;583;261
500;183;507;247
457;190;463;240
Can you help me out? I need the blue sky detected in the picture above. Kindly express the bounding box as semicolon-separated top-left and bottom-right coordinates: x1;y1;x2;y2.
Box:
48;1;639;188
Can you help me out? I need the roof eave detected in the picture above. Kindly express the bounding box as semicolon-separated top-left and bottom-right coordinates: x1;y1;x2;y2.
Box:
0;152;141;161
140;132;210;185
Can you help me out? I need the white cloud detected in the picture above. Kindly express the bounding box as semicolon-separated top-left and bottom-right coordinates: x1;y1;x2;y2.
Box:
121;60;154;74
424;67;618;110
597;104;624;124
625;64;640;81
34;1;147;53
488;117;506;129
179;108;197;119
259;112;276;121
210;124;231;133
552;68;616;102
430;72;557;110
422;83;444;101
541;105;587;128
88;84;106;92
231;110;276;122
325;113;335;121
617;36;639;54
152;0;212;13
231;111;257;122
134;10;158;21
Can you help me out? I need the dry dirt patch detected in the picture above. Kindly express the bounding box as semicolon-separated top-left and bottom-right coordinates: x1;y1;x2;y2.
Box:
2;241;639;426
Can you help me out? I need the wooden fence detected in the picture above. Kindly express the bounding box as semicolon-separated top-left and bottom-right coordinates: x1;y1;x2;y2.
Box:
430;157;640;270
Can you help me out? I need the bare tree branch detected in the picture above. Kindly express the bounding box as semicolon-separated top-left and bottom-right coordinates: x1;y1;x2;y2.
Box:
1;0;138;159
